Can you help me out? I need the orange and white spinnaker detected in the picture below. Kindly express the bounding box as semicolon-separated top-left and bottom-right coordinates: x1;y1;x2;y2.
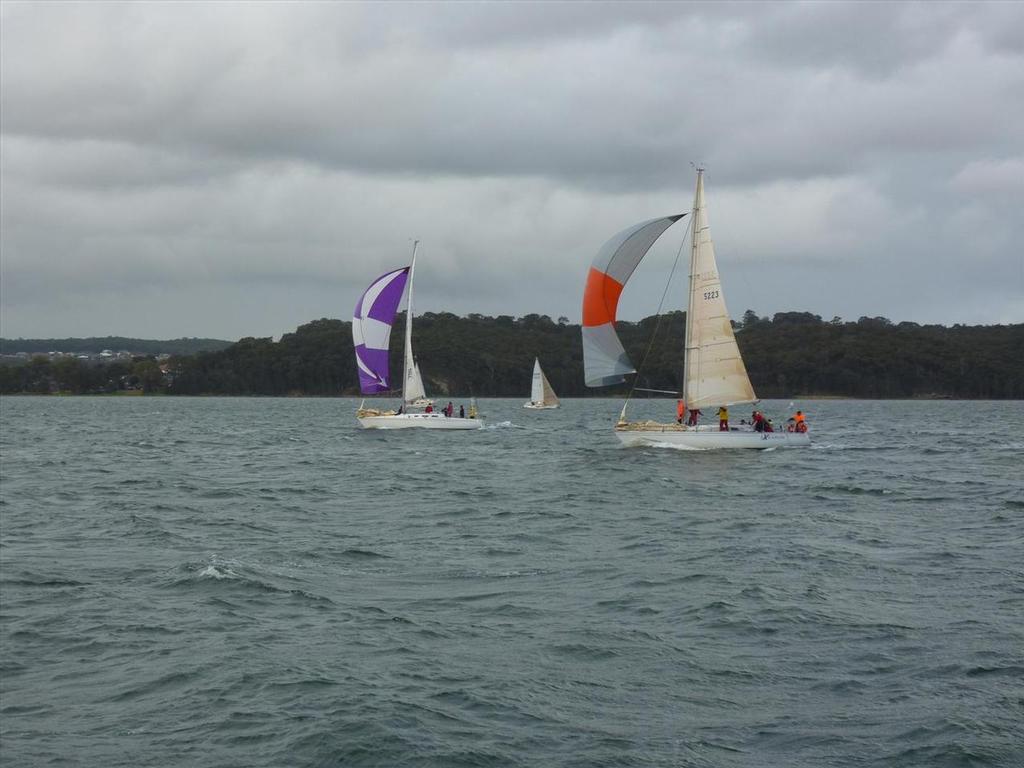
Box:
581;214;685;387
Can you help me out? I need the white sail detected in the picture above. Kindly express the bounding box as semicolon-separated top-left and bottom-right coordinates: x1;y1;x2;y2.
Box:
682;170;757;409
540;365;559;406
407;361;428;404
402;242;421;405
530;359;544;403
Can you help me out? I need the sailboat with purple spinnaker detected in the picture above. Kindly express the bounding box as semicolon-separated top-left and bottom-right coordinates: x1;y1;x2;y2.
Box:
353;241;482;430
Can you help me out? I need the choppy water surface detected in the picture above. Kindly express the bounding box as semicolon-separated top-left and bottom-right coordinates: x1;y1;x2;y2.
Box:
1;396;1022;767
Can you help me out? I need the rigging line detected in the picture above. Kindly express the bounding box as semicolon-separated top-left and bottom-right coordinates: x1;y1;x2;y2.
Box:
624;215;693;406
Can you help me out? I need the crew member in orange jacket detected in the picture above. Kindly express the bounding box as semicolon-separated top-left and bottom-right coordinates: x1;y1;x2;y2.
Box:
793;410;807;433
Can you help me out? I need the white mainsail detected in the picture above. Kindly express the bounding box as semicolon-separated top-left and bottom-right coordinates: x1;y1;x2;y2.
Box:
407;361;428;404
530;358;560;407
401;241;425;406
682;170;757;409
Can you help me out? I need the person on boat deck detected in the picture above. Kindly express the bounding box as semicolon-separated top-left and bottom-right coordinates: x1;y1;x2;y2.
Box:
687;408;702;427
676;399;685;425
396;405;403;415
717;406;729;431
425;404;433;413
793;410;807;433
446;401;453;417
752;410;765;432
459;405;465;418
765;419;774;433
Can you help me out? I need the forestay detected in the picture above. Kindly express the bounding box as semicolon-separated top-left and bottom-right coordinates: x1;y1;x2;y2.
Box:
682;171;756;408
352;267;411;393
582;214;685;386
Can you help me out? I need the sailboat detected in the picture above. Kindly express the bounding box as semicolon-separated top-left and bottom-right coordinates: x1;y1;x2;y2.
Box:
353;241;483;430
582;169;810;449
523;358;560;409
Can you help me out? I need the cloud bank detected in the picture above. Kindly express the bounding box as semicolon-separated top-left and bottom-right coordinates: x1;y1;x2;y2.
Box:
2;1;1022;338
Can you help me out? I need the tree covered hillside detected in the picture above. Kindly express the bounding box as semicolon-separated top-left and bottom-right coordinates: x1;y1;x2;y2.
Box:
165;312;1023;399
3;312;1020;398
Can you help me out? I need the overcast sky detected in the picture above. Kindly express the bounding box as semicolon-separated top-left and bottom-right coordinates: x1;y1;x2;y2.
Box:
2;1;1022;340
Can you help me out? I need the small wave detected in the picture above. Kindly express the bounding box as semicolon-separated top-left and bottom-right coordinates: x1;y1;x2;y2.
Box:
483;420;522;430
339;548;390;559
550;643;620;661
197;564;236;580
966;664;1024;677
813;483;893;496
169;560;334;605
2;573;87;588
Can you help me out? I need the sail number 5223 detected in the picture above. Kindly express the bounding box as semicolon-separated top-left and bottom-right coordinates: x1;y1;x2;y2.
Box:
703;290;719;300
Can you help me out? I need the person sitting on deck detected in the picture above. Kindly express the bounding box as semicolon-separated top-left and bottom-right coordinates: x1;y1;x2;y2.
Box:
425;404;433;413
717;406;729;431
687;408;702;427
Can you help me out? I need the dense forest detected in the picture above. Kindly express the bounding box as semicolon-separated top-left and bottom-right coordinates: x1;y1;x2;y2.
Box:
1;311;1021;398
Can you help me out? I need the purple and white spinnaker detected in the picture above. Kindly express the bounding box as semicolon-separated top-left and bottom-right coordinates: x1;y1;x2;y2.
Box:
352;267;410;393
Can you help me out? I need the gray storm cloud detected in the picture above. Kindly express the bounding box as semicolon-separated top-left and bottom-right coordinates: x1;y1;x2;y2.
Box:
1;1;1022;339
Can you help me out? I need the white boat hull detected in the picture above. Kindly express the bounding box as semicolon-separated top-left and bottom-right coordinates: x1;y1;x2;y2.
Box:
523;403;559;409
358;412;483;430
615;424;810;450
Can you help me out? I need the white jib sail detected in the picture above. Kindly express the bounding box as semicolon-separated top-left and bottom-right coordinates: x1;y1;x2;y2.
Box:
540;366;559;406
682;170;757;410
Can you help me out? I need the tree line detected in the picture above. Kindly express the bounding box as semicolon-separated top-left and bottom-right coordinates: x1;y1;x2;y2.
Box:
1;311;1021;399
0;336;232;356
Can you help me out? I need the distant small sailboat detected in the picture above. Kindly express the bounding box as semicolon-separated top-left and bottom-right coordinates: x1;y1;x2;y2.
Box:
523;358;560;409
581;169;810;449
353;241;482;430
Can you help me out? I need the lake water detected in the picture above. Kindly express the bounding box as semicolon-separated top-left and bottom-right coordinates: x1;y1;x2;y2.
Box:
1;396;1022;767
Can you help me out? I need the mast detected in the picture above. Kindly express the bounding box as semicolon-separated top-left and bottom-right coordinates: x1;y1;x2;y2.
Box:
402;240;419;405
682;169;702;407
